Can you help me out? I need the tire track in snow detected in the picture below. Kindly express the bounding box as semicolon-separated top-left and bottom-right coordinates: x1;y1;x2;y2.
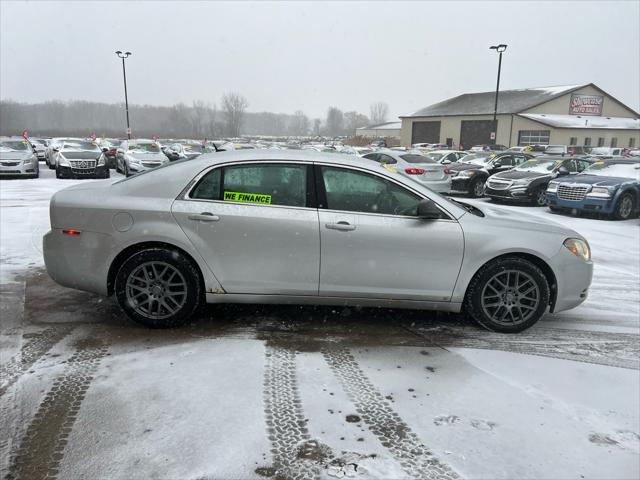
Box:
263;346;319;480
5;336;108;480
403;324;639;370
0;325;74;397
322;347;461;480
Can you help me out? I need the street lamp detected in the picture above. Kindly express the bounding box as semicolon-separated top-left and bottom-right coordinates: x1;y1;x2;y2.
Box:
115;50;132;139
489;44;507;145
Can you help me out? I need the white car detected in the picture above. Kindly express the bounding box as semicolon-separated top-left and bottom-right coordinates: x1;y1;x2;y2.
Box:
43;151;593;332
0;137;39;178
362;150;452;193
115;139;169;176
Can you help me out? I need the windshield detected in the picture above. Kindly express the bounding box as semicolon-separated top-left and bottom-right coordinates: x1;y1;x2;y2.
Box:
423;153;444;161
515;159;562;173
0;139;30;151
183;144;204;153
400;154;436;164
582;161;640;179
62;140;99;151
128;142;161;152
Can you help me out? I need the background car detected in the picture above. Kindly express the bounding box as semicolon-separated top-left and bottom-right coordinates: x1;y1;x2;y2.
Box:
98;138;122;168
116;139;169;176
53;139;109;179
29;138;48;161
43;150;593;333
470;144;507;152
45;137;65;168
546;159;640;220
362;150;451;193
0;136;39;178
485;156;594;206
448;153;534;197
418;150;467;164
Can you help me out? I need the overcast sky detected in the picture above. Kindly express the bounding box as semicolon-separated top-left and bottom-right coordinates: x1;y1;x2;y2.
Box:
1;0;639;120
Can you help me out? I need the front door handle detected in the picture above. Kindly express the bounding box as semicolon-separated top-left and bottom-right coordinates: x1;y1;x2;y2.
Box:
188;212;220;222
325;221;356;231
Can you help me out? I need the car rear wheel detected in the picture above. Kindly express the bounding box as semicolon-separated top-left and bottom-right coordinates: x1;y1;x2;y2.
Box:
613;193;635;220
465;257;549;333
470;178;486;198
533;187;548;207
115;248;202;328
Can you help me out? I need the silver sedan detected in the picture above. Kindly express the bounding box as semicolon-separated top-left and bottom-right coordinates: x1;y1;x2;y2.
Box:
362;150;452;193
43;151;593;332
115;139;169;176
0;137;39;178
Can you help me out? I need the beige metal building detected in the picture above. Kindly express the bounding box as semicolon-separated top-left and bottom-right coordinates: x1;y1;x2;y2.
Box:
400;83;640;149
356;121;402;139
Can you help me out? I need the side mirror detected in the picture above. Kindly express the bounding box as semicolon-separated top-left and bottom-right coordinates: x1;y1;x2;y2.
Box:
52;147;60;152
441;159;452;164
417;198;442;219
102;147;109;153
557;166;570;176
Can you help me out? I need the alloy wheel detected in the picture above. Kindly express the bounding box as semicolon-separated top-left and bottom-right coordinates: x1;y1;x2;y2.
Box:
480;269;540;326
125;261;188;320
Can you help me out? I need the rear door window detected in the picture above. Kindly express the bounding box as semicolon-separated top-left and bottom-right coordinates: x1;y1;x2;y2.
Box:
222;163;308;207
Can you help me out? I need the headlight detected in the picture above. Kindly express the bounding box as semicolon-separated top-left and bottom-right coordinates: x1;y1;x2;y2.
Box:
458;170;476;177
129;156;140;164
564;238;591;261
547;181;558;193
57;155;70;167
587;187;612;198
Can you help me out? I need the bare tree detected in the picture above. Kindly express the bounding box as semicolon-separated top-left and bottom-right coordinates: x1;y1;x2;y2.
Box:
369;102;389;125
313;119;321;137
344;111;369;134
288;110;310;136
222;92;249;137
325;107;344;137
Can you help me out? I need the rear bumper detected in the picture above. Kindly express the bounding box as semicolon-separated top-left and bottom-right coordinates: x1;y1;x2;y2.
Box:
413;177;451;194
546;192;616;214
57;165;110;179
43;229;112;296
450;177;473;192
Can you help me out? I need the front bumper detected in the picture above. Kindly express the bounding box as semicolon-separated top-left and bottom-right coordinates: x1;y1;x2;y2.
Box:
546;192;615;214
549;245;593;313
57;164;110;179
485;185;534;202
450;176;473;192
0;161;38;176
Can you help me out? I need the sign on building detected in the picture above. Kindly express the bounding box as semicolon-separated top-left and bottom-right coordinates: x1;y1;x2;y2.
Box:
569;94;603;116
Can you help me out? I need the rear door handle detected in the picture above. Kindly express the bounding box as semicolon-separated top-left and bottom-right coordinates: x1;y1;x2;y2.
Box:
325;221;356;231
188;212;220;222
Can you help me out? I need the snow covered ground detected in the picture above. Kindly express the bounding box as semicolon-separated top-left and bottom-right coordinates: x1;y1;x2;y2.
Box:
1;169;639;479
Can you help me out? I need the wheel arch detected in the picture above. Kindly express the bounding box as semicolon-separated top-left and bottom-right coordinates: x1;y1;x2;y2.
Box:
107;241;205;297
463;252;558;311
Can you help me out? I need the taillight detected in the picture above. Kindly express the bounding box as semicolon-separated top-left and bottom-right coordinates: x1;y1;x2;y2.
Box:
404;167;425;175
62;229;81;236
444;168;452;175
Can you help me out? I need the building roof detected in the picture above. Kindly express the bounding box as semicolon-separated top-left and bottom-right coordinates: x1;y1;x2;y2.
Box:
403;84;587;117
357;121;402;130
519;113;640;130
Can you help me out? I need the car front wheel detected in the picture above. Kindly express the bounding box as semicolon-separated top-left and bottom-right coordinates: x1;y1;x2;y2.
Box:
115;248;202;328
613;192;635;220
533;187;548;206
465;257;550;333
469;178;486;198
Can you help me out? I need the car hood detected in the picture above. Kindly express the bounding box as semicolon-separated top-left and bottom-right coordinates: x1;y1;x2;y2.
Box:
127;152;166;161
449;162;481;172
558;174;637;187
59;150;102;160
493;170;553;181
0;151;32;161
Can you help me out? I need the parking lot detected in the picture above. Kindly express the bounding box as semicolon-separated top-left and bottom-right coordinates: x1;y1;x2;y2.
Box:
1;169;638;479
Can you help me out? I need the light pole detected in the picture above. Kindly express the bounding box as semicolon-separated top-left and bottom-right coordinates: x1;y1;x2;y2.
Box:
115;50;132;139
489;44;507;145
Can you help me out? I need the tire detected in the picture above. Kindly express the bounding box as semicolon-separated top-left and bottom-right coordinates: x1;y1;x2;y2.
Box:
469;177;486;198
613;192;635;220
124;163;130;177
48;160;55;170
55;168;62;179
114;248;202;328
464;256;550;333
533;187;548;207
549;206;563;213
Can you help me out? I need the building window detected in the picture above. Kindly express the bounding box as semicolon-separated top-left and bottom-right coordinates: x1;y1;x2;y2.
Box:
569;137;577;145
610;138;618;148
584;137;592;146
518;130;550;146
630;138;636;148
597;138;605;147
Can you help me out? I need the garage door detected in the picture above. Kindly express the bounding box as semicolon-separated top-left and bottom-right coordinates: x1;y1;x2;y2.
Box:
411;121;441;144
460;120;495;147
